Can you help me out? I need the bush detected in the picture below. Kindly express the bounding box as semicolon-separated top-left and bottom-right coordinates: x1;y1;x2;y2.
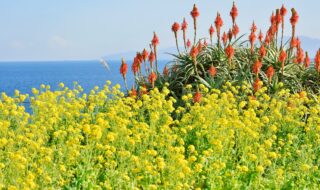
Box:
120;3;320;100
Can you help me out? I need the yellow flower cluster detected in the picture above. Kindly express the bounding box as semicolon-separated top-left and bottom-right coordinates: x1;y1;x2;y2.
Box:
0;81;320;189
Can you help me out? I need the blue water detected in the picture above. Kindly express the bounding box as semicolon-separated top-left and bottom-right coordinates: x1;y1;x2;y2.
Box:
0;60;168;96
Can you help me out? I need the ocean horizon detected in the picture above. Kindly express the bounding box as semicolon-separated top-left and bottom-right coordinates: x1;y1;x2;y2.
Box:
0;60;169;97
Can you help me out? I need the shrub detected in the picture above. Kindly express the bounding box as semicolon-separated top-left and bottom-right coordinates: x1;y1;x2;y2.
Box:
120;3;320;100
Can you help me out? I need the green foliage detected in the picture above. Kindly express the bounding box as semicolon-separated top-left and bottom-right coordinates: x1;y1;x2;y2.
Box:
124;3;320;99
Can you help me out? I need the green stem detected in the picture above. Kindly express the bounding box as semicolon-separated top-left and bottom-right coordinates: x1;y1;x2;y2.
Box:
154;45;159;73
193;19;197;45
183;30;187;51
123;76;129;94
280;17;284;49
175;33;180;55
217;30;221;49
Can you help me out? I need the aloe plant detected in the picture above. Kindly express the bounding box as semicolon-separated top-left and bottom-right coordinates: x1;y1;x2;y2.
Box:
120;2;320;100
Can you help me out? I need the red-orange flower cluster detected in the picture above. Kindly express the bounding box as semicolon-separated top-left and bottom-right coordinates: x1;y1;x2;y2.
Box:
270;12;276;25
136;52;143;63
171;22;180;33
148;51;155;67
191;4;200;19
132;57;140;75
193;91;202;103
181;18;188;31
296;47;304;64
190;46;199;60
215;12;223;44
253;78;262;92
280;4;287;17
252;60;262;75
259;45;266;59
266;66;275;81
290;8;299;26
187;39;191;48
148;72;157;88
264;33;271;45
120;58;128;78
215;13;223;30
209;25;215;38
279;49;287;75
222;32;228;46
230;2;238;24
315;49;320;72
140;85;148;95
142;48;149;62
214;12;224;47
152;32;159;47
304;52;310;68
181;18;188;49
232;24;239;38
290;37;298;48
208;65;217;78
249;33;256;50
225;45;235;59
275;9;282;26
258;30;264;43
130;87;137;97
279;49;287;63
251;22;257;33
249;22;257;53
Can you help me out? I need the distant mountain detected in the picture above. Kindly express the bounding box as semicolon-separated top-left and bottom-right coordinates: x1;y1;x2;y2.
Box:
104;35;320;61
296;36;320;58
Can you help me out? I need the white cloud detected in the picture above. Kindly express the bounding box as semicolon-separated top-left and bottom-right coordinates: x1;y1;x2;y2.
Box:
48;35;68;48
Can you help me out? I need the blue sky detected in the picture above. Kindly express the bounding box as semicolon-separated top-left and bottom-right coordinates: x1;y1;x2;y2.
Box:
0;0;319;61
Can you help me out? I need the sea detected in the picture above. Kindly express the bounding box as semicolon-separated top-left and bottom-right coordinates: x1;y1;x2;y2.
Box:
0;60;168;112
0;60;168;97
